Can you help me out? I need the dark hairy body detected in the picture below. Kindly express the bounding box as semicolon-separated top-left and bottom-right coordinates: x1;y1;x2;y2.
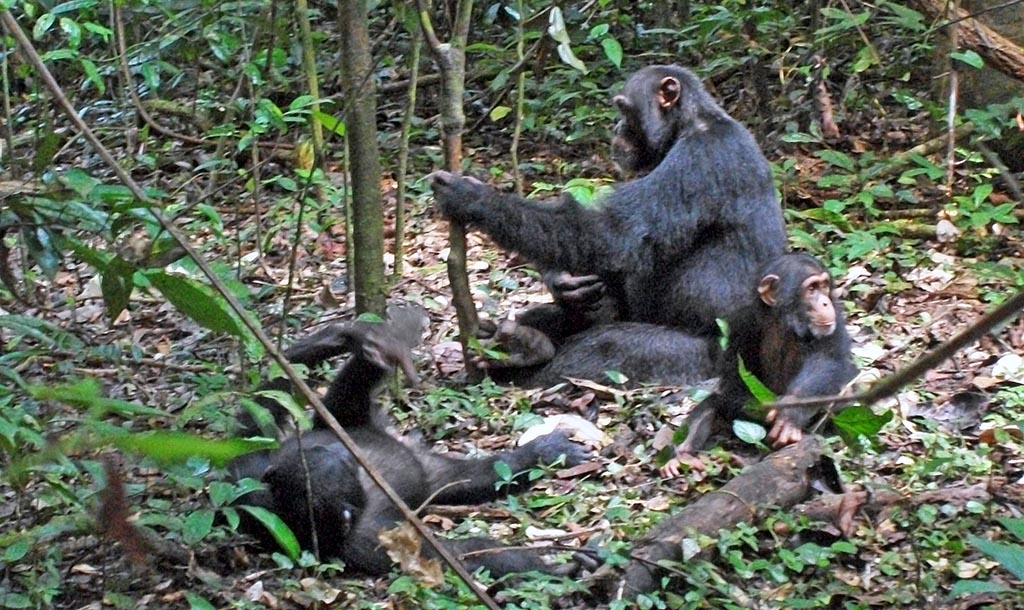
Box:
432;64;786;344
484;321;718;389
228;310;589;577
662;254;859;475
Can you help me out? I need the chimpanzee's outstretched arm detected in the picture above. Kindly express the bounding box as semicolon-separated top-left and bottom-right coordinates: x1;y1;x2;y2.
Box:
431;174;619;276
421;431;588;505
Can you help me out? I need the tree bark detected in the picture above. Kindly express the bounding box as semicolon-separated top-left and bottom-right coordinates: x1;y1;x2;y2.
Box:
910;0;1024;82
613;437;825;598
418;0;481;380
392;24;421;283
339;0;386;315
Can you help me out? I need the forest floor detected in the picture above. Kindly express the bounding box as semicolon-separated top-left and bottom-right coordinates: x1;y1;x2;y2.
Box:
5;127;1024;609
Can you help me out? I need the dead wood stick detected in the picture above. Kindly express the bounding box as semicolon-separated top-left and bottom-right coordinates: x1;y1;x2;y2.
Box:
613;436;825;598
910;0;1024;82
794;481;996;524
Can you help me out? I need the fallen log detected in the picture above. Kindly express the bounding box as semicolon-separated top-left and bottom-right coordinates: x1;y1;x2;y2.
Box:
610;436;826;598
909;0;1024;82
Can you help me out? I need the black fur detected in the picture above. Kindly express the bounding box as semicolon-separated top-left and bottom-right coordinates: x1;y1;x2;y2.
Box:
676;254;859;454
487;321;718;389
228;313;588;577
432;65;786;344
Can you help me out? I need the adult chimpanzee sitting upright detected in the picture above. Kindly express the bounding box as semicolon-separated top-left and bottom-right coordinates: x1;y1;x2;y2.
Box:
430;64;787;379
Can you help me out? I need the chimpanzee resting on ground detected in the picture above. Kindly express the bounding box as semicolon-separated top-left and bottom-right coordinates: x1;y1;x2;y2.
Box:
227;308;590;577
477;318;717;389
660;253;858;476
430;64;786;383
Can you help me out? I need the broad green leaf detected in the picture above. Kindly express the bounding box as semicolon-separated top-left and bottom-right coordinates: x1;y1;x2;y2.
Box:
0;592;31;608
738;355;776;404
239;505;301;560
716;318;730;351
968;536;1024;580
949;579;1010;596
144;271;244;338
59;168;99;197
4;539;29;561
604;370;628;385
222;507;240;530
852;45;877;72
312;110;346;136
183;509;215;544
185;593;217;610
59;17;81;47
601;37;623;68
288;95;315;111
51;0;100;15
879;2;926;32
490;106;512;121
951;50;984;69
815;149;856;172
998;517;1024;542
972;183;994;205
114;431;277;468
140;62;159;91
833;405;892;444
733;419;767;445
494;460;512;483
41;49;76;62
30;378;167;418
23;227;60;277
253;389;312;431
33;13;56;39
207;481;240;508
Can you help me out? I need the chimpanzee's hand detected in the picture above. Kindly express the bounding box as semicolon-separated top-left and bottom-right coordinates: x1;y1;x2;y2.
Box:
472;319;555;370
544;271;607;311
765;403;818;448
659;451;706;478
524;431;590;467
428;171;492;224
361;330;419;387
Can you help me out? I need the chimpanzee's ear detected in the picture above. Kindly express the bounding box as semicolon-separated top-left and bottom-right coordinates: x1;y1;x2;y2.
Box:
758;274;780;307
658;77;681;109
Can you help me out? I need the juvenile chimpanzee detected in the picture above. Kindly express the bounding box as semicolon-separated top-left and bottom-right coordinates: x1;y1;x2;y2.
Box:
430;64;786;360
476;318;716;389
228;312;589;577
660;254;858;476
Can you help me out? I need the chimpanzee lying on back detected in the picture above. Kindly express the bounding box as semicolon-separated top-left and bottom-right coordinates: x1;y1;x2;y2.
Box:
228;309;589;577
660;254;859;475
431;64;786;380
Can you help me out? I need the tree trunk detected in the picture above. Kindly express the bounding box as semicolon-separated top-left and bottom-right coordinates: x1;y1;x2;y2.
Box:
418;0;482;381
339;0;386;315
